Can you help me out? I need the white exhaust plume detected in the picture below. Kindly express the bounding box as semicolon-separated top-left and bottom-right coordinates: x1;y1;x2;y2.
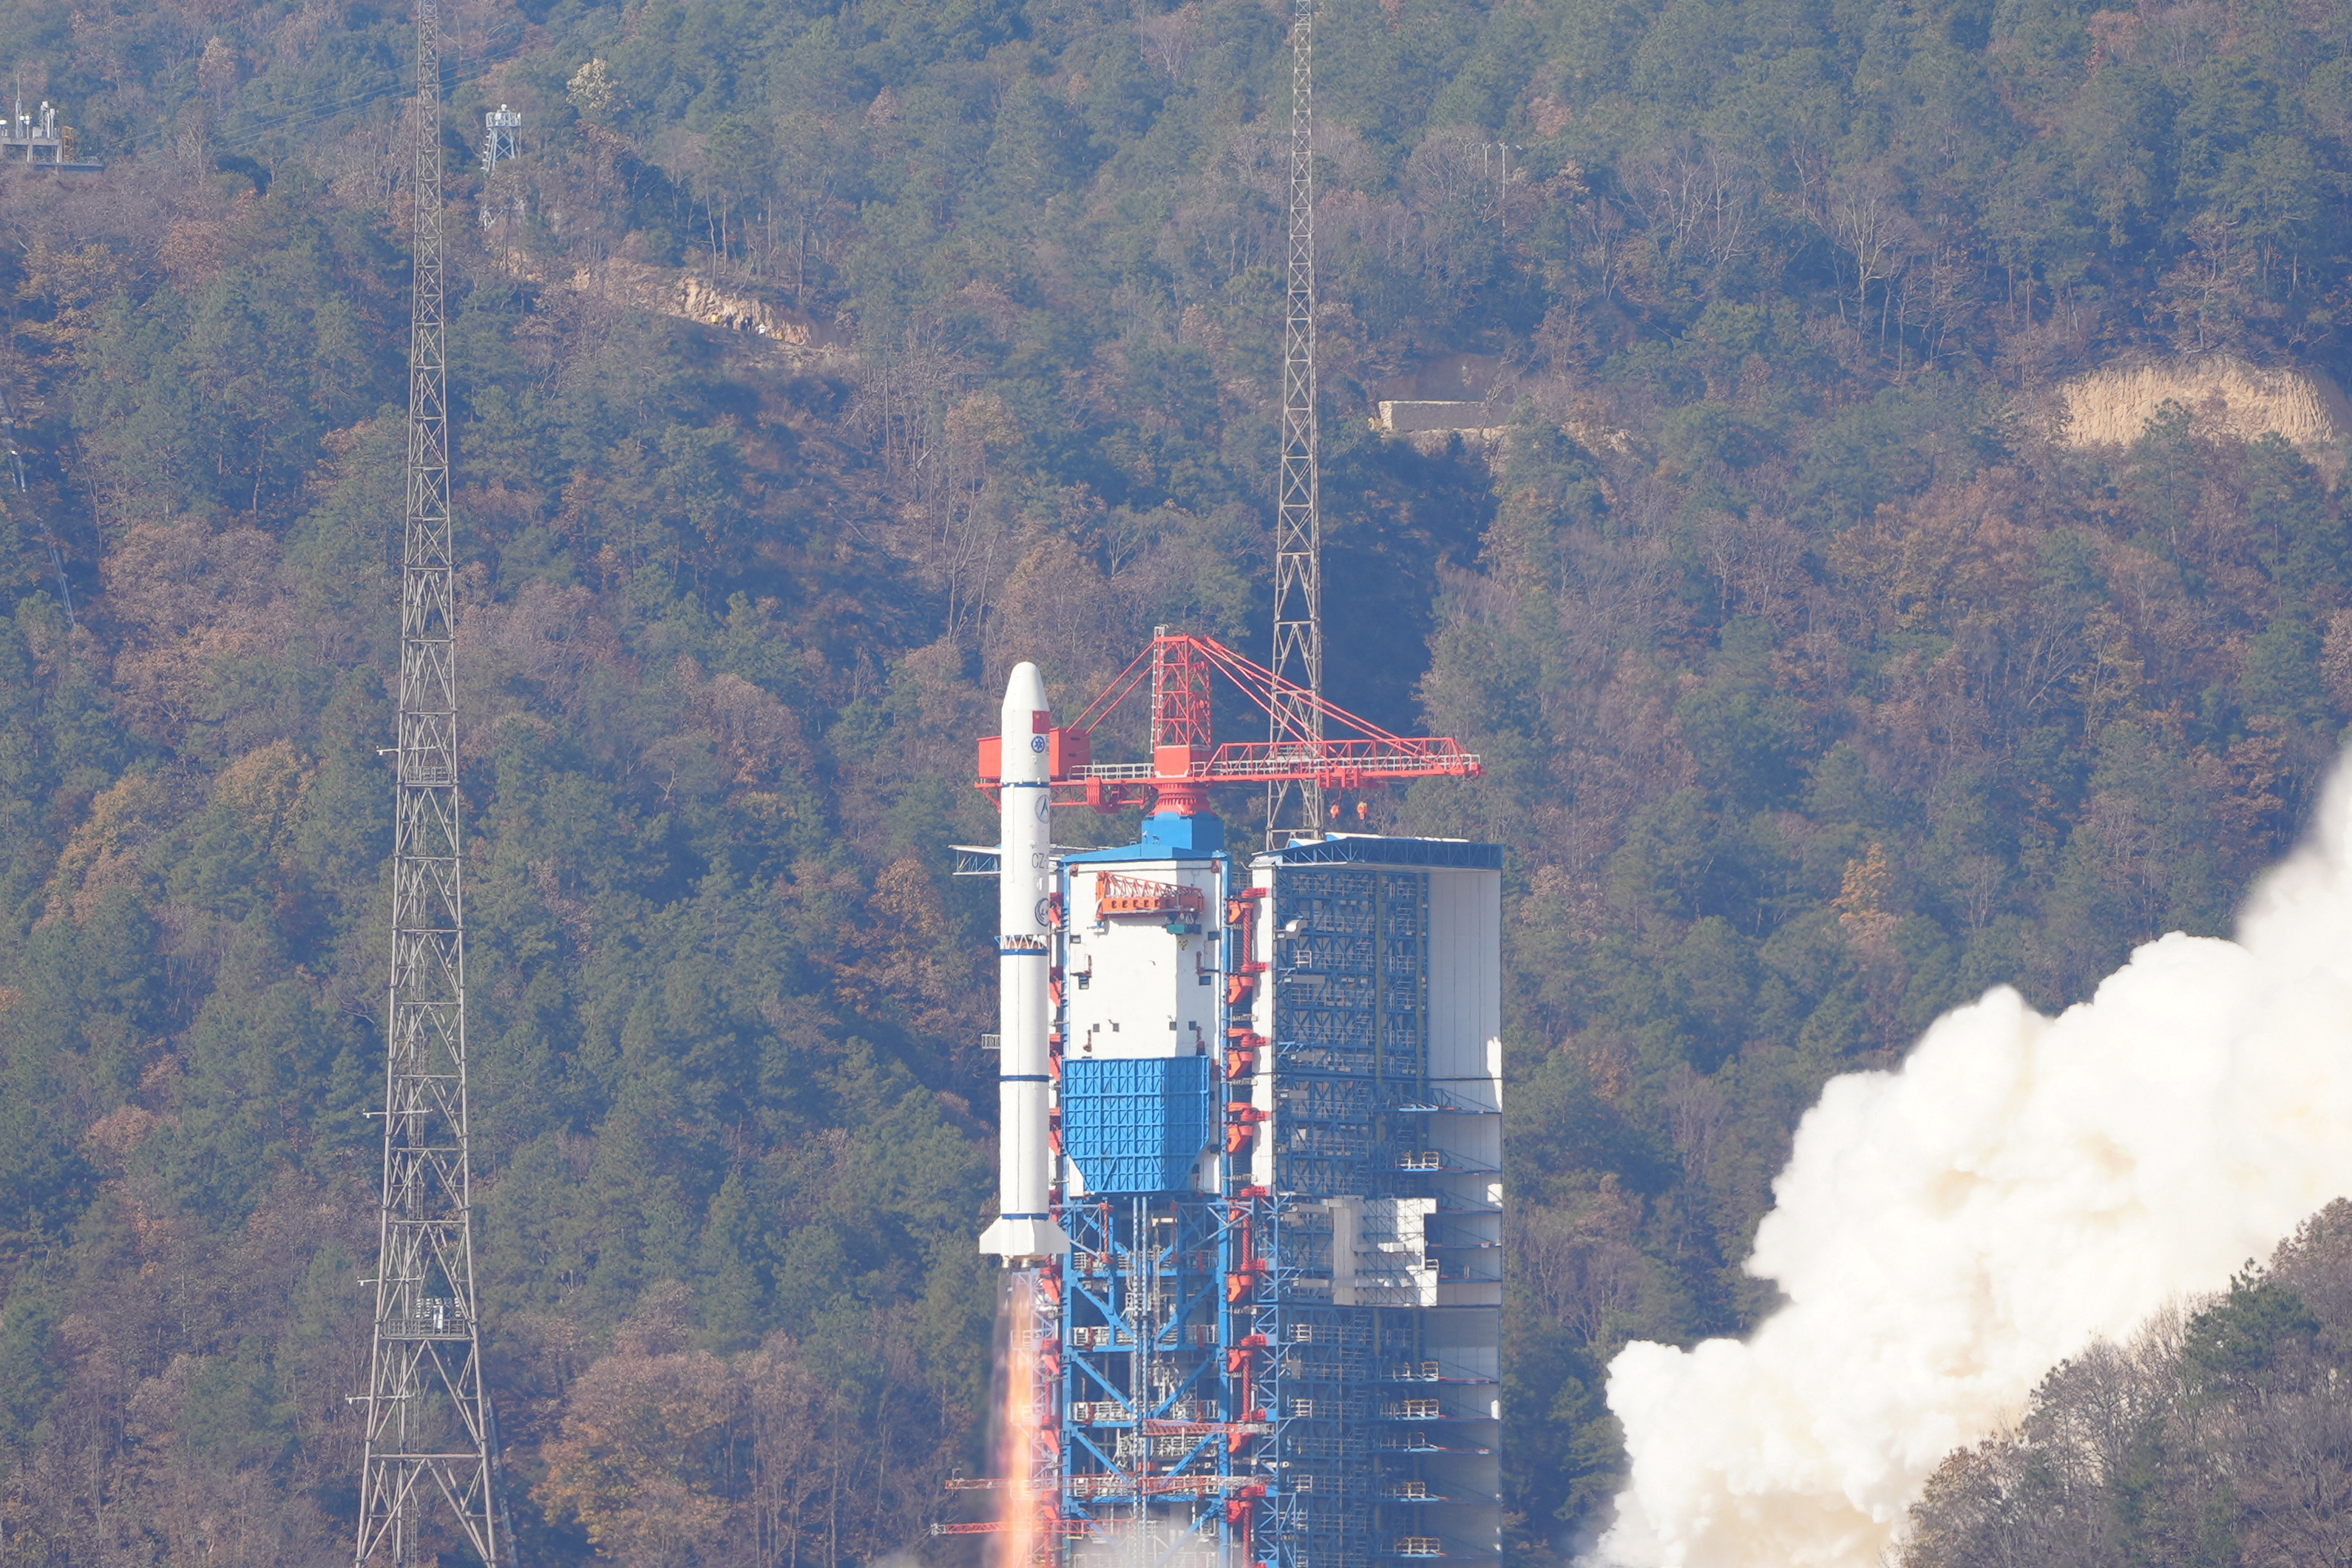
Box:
1596;759;2352;1568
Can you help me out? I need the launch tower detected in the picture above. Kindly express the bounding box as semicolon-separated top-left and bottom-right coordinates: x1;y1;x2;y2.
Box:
966;634;1501;1568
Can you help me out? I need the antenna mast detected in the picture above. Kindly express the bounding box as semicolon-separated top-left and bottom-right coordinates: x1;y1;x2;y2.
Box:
355;1;504;1562
1266;0;1324;846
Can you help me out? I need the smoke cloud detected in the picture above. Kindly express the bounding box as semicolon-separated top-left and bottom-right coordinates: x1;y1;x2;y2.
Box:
1596;761;2352;1568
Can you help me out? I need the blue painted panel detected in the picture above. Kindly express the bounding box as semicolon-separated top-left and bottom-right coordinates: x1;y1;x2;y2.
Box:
1061;1055;1215;1193
1058;809;1227;862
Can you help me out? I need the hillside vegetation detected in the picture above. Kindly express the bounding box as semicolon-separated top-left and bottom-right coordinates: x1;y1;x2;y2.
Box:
1905;1201;2352;1568
5;0;2352;1561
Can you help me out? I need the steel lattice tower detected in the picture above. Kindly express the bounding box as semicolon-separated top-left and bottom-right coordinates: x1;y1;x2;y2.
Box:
355;3;504;1562
1266;0;1324;848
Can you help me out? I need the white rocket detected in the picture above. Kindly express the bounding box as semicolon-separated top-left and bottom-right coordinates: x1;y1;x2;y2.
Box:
978;662;1072;1263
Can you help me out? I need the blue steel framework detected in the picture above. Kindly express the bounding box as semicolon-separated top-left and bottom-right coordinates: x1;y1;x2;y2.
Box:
1050;834;1242;1564
1264;866;1419;1568
1032;836;1500;1568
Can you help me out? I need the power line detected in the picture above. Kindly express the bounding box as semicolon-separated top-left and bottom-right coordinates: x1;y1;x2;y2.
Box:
101;25;530;162
218;34;530;151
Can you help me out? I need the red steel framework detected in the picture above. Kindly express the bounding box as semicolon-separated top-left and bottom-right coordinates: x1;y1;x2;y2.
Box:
976;628;1480;815
1094;872;1210;921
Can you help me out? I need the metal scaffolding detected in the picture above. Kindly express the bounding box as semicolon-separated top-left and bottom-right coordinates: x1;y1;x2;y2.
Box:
1058;1198;1241;1556
1267;0;1324;846
1260;869;1424;1568
1270;868;1429;1196
354;2;504;1562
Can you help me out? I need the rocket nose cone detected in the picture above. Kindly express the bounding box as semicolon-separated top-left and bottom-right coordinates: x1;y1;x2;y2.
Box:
1001;661;1049;725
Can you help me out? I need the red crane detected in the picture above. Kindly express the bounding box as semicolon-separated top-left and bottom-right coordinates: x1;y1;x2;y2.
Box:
976;628;1480;815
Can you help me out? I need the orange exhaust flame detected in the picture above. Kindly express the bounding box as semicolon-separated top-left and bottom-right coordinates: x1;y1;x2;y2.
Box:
994;1269;1051;1568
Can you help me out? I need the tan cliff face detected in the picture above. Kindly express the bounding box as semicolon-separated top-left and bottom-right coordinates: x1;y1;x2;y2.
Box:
2053;357;2352;473
565;257;850;356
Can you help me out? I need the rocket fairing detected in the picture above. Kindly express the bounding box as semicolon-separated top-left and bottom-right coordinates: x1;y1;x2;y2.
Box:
978;661;1073;1264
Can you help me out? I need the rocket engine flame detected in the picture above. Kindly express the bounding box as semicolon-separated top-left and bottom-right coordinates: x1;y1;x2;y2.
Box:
994;1269;1050;1568
1596;758;2352;1568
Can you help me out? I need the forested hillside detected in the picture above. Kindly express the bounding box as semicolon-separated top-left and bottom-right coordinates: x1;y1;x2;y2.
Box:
1903;1200;2352;1568
5;0;2352;1561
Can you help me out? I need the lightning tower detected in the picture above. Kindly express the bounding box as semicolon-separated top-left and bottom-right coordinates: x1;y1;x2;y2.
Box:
1266;0;1324;846
354;2;505;1562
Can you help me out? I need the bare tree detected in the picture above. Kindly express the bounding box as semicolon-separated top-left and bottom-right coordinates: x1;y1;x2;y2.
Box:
1137;5;1201;79
1617;138;1763;279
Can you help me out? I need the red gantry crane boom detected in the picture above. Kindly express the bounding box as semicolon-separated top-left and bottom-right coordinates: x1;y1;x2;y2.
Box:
976;628;1480;815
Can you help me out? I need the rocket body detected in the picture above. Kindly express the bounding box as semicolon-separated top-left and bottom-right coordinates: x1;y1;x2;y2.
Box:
978;662;1071;1263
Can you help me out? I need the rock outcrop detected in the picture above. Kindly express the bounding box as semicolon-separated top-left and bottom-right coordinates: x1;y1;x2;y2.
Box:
567;258;848;356
2056;356;2352;466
